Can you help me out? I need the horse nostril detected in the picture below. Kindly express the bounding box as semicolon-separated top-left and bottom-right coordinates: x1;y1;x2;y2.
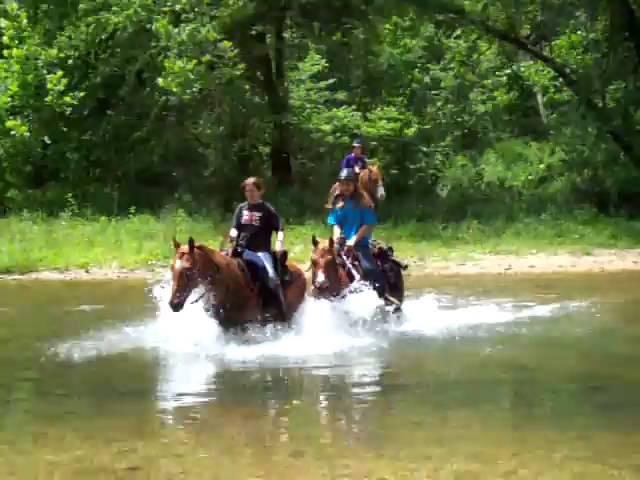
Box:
169;300;183;312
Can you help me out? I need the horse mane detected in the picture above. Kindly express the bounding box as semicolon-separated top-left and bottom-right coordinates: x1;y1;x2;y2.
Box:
194;243;230;266
193;243;255;304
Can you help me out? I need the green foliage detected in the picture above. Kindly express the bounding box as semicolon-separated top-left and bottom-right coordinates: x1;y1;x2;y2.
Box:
1;0;640;219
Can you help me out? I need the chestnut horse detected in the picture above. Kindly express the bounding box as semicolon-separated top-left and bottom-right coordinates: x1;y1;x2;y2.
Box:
358;165;386;208
169;237;307;329
309;235;405;309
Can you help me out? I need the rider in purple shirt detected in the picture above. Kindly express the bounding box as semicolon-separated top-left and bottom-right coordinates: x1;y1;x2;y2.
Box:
326;138;369;209
341;138;368;174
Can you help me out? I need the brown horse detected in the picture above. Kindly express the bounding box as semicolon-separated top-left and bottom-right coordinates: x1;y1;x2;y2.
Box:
169;237;307;329
358;165;386;208
309;235;405;309
309;236;350;298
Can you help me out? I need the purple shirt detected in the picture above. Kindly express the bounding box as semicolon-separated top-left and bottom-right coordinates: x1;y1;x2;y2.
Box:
341;153;368;170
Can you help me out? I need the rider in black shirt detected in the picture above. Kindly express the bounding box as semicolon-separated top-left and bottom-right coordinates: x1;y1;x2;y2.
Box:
229;176;287;318
231;200;283;252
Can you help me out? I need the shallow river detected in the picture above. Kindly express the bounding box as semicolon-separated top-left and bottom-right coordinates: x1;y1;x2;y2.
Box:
1;272;640;479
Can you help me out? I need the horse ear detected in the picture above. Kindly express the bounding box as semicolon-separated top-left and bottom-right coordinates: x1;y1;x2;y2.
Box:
328;237;334;249
172;237;180;251
312;234;319;248
188;236;195;253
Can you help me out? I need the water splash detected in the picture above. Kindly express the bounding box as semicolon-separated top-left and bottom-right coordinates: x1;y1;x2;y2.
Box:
52;275;586;412
395;292;584;336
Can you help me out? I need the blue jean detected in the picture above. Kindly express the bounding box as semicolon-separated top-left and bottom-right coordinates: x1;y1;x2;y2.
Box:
242;250;279;289
354;244;386;298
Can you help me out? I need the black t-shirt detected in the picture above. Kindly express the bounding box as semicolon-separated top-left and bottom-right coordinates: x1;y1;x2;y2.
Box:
232;201;284;252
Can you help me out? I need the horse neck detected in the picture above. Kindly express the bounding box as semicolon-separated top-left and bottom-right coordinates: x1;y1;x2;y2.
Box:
195;246;236;292
359;169;376;200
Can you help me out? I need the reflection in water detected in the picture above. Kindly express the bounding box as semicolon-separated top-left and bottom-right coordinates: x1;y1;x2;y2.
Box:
7;274;640;478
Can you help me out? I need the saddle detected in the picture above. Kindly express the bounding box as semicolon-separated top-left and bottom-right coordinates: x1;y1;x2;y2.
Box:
370;240;408;271
229;246;291;289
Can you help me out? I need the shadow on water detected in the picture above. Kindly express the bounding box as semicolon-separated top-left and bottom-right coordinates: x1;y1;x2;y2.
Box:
2;272;640;478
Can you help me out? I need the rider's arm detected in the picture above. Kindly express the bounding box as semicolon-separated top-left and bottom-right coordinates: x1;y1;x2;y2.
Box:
354;156;367;174
327;207;344;244
349;224;373;245
272;206;285;252
332;224;343;241
229;204;242;242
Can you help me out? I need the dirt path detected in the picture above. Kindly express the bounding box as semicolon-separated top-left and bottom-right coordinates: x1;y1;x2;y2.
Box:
406;248;640;275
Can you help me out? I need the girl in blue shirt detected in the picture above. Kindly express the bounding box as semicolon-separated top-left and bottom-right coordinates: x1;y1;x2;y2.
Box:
327;168;386;298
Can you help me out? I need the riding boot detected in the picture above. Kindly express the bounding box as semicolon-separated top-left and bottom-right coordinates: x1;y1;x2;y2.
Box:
273;283;288;321
276;251;290;284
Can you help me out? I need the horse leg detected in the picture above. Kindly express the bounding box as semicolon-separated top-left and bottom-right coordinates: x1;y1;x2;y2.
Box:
354;248;386;299
248;251;288;323
382;261;404;312
282;265;307;322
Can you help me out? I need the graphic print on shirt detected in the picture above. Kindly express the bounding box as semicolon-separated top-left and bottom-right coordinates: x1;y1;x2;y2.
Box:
241;209;263;227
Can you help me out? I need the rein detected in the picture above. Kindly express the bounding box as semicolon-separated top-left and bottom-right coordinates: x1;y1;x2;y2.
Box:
339;251;361;282
190;290;207;304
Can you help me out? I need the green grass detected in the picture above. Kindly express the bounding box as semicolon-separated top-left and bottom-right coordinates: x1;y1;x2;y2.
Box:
1;210;640;273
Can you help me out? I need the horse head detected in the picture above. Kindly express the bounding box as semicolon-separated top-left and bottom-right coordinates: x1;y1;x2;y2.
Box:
360;165;386;205
169;236;208;312
310;235;346;297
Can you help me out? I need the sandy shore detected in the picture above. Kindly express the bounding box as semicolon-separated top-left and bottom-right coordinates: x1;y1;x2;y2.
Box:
407;248;640;275
2;249;640;280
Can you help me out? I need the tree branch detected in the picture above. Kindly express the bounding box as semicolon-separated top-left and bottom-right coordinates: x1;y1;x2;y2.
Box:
435;11;638;163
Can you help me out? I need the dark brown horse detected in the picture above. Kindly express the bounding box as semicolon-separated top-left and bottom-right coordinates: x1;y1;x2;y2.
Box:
309;235;405;309
169;237;307;329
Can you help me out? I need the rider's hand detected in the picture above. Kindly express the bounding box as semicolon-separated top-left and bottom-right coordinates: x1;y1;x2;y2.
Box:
346;237;356;248
275;240;284;253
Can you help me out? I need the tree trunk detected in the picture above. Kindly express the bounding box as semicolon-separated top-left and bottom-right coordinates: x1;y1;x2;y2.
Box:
230;3;293;185
270;2;293;184
610;0;640;66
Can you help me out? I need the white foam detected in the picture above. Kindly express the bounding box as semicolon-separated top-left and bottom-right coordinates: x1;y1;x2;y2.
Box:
51;277;587;411
395;293;583;336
